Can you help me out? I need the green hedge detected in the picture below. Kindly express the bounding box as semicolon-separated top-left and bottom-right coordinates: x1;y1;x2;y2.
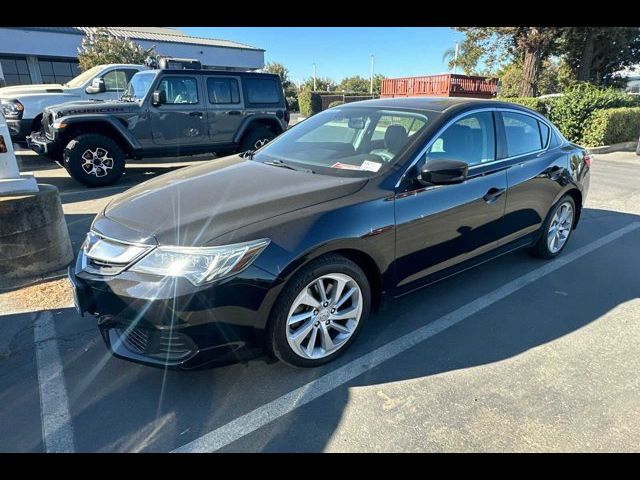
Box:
496;97;547;114
582;107;640;147
546;84;640;144
298;91;324;117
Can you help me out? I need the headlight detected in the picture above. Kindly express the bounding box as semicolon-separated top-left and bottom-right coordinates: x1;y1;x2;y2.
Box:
0;99;24;119
129;239;270;285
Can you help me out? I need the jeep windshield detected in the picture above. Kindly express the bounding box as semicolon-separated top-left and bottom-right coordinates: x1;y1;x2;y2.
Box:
121;71;157;102
253;107;432;178
64;65;104;88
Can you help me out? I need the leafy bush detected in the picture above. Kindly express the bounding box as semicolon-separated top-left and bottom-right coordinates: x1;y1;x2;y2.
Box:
328;100;344;108
298;91;323;117
582;107;640;147
496;97;546;114
546;83;640;143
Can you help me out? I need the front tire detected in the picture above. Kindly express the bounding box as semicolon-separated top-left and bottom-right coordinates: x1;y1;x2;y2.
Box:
64;134;125;187
530;194;576;259
268;254;371;368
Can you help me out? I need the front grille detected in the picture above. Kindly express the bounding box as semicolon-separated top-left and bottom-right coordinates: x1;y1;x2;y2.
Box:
115;327;197;362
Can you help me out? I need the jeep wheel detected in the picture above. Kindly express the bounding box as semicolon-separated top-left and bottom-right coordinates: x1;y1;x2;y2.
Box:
64;134;125;187
239;126;276;153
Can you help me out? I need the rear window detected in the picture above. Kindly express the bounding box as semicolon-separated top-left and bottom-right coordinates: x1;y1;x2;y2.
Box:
245;77;281;104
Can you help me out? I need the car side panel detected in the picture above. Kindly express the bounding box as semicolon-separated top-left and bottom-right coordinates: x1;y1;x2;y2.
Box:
497;148;568;246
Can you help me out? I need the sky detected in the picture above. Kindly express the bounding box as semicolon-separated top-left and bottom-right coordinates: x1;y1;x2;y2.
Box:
181;27;465;84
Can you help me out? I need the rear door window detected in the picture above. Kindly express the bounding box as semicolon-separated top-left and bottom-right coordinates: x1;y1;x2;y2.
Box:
207;77;240;104
501;112;543;157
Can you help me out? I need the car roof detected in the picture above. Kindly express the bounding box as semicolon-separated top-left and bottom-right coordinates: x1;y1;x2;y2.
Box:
153;69;280;78
340;96;538;115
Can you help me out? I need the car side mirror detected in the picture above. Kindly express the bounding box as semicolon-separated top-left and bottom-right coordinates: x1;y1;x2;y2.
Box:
418;159;468;186
151;90;166;107
85;77;106;94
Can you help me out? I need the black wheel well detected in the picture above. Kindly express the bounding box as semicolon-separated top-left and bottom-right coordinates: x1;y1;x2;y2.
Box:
565;188;583;228
245;118;284;136
61;122;131;155
324;249;383;313
31;113;43;131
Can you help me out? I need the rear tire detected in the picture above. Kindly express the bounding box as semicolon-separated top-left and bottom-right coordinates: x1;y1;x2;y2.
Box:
239;126;276;154
64;134;125;187
530;194;576;259
267;254;371;368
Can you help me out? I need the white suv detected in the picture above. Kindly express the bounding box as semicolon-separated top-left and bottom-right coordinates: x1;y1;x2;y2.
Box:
0;64;146;144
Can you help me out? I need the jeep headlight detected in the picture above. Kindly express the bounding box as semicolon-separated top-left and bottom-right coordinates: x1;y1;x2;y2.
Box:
129;239;270;285
0;99;24;119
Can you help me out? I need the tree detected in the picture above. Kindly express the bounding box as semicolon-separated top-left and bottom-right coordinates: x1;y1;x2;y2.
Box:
559;27;640;86
301;77;336;92
497;58;575;97
452;27;561;96
337;75;370;93
77;28;156;71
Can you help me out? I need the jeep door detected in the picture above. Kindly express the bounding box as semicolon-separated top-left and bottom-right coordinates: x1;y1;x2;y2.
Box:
205;75;244;144
149;74;207;146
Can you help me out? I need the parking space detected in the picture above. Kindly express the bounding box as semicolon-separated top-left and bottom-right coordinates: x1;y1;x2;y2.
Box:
1;150;639;452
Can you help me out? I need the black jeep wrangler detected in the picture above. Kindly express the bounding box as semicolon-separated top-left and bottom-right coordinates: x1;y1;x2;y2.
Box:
27;60;289;187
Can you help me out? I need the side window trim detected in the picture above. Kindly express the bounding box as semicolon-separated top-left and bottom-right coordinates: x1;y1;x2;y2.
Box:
396;107;554;188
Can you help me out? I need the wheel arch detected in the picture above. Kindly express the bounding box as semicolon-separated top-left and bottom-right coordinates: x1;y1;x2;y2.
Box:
234;116;285;144
58;117;139;155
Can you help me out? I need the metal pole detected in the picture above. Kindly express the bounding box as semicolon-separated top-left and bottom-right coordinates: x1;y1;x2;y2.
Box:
313;63;317;91
370;54;375;95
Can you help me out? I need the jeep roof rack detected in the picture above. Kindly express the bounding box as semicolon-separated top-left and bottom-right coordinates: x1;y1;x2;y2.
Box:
154;57;203;70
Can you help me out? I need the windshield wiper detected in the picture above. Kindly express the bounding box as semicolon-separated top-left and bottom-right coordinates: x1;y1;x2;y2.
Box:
263;159;315;174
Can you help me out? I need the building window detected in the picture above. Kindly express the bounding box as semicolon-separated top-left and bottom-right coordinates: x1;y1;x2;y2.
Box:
0;57;32;86
38;59;81;85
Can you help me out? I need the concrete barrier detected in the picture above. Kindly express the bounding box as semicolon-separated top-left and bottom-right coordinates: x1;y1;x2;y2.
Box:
0;184;73;284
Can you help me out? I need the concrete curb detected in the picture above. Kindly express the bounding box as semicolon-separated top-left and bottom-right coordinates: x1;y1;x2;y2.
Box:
0;268;68;294
587;141;638;154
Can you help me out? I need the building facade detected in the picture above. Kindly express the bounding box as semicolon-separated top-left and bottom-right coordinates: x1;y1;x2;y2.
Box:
0;27;265;87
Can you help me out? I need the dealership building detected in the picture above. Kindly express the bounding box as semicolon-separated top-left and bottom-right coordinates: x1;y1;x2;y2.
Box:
0;27;265;87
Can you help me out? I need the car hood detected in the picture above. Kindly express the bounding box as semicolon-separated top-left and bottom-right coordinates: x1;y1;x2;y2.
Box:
99;155;368;247
0;84;68;97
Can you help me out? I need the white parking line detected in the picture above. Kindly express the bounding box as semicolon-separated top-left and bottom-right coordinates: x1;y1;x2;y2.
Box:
34;311;75;453
172;222;640;453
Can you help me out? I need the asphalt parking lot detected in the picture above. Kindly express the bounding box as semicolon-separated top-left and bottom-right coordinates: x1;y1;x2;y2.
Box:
1;147;639;452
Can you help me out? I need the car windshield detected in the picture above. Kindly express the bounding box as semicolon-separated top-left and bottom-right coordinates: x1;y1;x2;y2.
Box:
122;71;157;101
64;65;104;88
253;107;432;177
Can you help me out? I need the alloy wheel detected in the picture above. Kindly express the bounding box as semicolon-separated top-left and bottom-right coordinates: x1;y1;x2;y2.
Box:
547;201;574;253
286;273;363;360
81;148;114;177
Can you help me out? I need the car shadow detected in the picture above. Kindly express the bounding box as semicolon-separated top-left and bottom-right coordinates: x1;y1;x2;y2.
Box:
18;207;640;452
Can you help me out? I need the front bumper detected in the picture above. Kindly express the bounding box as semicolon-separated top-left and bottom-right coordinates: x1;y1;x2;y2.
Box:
68;255;284;370
26;130;61;160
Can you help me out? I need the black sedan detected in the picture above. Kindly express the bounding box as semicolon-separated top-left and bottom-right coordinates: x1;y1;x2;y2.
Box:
69;97;590;369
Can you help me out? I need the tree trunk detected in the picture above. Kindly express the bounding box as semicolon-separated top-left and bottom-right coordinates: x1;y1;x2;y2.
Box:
520;48;543;97
578;28;595;82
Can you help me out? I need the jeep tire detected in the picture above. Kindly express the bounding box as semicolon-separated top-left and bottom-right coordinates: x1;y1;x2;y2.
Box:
64;134;125;187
